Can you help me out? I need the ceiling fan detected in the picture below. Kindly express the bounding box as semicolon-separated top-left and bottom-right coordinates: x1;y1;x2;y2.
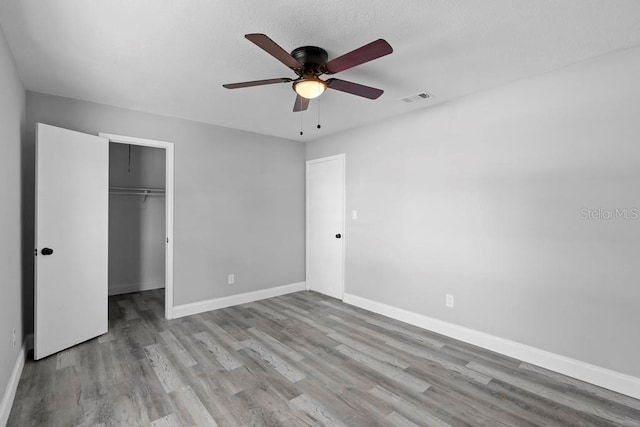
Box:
223;34;393;112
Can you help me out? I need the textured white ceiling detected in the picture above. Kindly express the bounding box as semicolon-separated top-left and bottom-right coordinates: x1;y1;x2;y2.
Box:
2;1;640;141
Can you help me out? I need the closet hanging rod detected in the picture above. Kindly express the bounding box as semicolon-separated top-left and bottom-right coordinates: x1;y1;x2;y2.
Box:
109;186;165;193
109;191;165;196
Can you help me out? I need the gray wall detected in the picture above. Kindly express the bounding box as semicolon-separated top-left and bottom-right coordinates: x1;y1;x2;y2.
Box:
109;144;166;294
306;46;640;377
0;27;25;402
25;92;305;315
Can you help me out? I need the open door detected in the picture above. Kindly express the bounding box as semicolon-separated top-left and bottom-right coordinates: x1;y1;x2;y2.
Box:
35;123;109;360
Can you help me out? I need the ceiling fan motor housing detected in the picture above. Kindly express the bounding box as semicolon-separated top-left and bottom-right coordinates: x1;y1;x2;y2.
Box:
290;46;329;75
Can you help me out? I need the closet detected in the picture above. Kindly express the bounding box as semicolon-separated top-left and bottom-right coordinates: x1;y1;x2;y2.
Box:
108;143;166;295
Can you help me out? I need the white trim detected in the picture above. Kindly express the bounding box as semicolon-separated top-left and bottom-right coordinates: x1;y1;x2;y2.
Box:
305;154;346;300
306;154;346;165
98;133;175;320
172;282;306;319
343;293;640;400
0;341;27;426
305;161;309;293
108;283;165;296
99;133;170;149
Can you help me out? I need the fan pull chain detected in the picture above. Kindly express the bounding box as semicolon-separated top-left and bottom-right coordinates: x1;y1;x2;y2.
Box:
299;100;304;136
317;100;321;129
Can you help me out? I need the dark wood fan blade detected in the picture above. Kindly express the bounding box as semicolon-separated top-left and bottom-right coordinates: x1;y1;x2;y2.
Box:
223;78;293;89
293;95;310;112
325;39;393;74
326;78;384;99
245;34;303;69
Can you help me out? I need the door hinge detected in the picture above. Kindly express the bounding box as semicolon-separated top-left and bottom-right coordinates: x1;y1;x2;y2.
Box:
166;238;169;243
34;248;37;256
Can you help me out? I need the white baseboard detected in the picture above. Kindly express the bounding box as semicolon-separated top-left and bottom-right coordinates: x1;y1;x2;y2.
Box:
108;282;165;296
343;293;640;400
171;282;306;319
0;340;27;426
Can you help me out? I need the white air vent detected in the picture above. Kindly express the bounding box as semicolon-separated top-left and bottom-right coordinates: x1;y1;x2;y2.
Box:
401;92;432;103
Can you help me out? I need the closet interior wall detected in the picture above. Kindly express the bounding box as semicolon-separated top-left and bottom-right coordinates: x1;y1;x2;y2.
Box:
109;143;166;295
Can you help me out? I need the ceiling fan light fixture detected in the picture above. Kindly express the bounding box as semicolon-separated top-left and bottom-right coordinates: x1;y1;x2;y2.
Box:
294;77;327;99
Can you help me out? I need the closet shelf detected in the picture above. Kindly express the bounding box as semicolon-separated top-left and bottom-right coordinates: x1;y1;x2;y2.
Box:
109;187;165;203
109;186;165;195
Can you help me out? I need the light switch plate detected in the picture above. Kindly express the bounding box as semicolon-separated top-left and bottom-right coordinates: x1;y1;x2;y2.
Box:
446;294;454;308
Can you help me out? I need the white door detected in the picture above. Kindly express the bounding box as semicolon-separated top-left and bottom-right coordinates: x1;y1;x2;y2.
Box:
306;154;345;299
35;123;109;360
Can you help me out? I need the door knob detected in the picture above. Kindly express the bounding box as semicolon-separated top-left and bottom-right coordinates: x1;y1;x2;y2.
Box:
335;234;342;239
41;248;54;256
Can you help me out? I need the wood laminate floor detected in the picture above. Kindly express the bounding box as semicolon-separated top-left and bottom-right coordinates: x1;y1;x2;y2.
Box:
8;290;640;426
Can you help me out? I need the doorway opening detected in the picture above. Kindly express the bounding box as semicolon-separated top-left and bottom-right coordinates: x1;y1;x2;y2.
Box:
99;133;175;319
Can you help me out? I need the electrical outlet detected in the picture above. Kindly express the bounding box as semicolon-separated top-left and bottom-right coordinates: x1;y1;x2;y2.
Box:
228;274;235;285
12;328;16;348
446;294;454;308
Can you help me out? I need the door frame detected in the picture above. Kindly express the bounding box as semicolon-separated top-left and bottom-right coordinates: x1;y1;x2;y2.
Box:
305;154;346;299
99;132;175;319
